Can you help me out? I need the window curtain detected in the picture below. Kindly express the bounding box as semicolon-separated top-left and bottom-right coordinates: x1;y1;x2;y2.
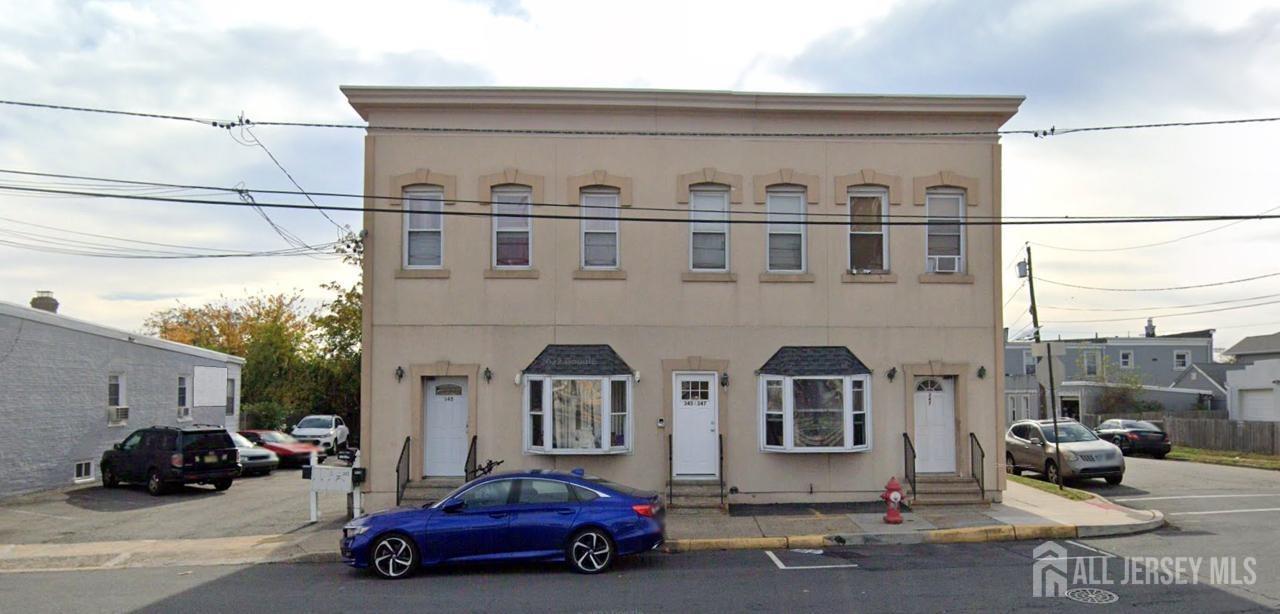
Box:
792;379;844;447
552;380;602;449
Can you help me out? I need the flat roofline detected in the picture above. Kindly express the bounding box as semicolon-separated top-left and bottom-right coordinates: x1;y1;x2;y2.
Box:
0;301;245;365
341;86;1024;122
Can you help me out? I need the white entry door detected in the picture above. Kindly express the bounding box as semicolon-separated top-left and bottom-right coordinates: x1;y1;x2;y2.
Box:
424;377;469;477
673;373;719;478
913;377;956;473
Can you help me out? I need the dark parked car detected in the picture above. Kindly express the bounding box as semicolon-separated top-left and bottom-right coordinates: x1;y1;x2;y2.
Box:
1094;419;1172;458
100;425;240;495
341;470;665;579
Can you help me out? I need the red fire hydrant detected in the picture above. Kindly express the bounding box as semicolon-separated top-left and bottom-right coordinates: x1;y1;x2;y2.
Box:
881;477;904;525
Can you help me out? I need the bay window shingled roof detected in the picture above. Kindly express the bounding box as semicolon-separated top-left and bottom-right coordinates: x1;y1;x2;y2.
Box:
524;344;633;376
758;346;871;376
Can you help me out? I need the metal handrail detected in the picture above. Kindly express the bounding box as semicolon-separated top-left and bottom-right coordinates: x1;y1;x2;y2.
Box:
902;432;917;498
463;435;478;481
969;433;985;499
395;436;411;506
718;433;725;509
667;434;674;505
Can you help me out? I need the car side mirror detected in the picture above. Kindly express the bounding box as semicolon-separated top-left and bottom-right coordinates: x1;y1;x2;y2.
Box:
114;443;122;451
442;499;465;513
1029;437;1043;446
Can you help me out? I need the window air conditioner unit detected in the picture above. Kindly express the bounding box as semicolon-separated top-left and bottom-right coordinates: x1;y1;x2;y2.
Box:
179;406;191;419
108;406;129;424
930;256;961;274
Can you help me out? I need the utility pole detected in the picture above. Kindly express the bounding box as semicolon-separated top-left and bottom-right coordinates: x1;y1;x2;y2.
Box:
1020;244;1063;488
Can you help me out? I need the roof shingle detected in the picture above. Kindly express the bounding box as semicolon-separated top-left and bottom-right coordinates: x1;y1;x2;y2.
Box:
523;345;633;376
758;346;871;376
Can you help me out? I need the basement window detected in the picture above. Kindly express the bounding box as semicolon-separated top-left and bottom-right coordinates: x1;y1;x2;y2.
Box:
74;460;93;483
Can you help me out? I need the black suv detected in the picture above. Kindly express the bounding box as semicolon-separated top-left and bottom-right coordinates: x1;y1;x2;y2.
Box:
100;425;241;495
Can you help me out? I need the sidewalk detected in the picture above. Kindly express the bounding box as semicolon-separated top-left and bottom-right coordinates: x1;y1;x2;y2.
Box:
0;482;1162;572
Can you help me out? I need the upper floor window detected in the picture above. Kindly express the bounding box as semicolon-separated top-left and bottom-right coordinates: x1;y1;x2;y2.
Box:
493;186;533;268
581;188;620;269
403;186;444;268
848;187;889;273
760;375;870;452
689;186;730;271
226;378;236;416
177;376;188;408
1174;350;1190;370
766;187;805;272
1082;350;1101;378
1120;351;1134;368
1022;349;1036;375
925;189;964;274
108;374;125;407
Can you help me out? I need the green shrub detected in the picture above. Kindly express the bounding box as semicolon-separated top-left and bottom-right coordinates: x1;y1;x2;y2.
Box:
242;401;293;431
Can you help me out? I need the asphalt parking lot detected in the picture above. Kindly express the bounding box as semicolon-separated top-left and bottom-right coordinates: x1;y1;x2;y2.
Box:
0;463;346;544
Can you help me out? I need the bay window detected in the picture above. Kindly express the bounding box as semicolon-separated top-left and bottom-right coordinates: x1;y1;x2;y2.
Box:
524;375;632;454
493;185;532;268
758;375;871;452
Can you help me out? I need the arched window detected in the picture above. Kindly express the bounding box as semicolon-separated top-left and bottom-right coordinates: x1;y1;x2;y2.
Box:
916;379;944;393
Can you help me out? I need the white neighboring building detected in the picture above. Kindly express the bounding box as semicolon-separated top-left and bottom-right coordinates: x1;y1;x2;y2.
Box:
1226;360;1280;422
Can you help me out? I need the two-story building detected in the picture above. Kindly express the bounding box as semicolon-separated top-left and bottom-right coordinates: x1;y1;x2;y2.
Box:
1003;321;1217;423
347;87;1022;510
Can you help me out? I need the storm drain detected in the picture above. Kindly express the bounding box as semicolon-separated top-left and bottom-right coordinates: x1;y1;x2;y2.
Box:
1064;588;1119;604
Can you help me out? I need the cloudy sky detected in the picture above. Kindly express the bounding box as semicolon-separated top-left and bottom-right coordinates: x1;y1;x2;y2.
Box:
1;0;1278;352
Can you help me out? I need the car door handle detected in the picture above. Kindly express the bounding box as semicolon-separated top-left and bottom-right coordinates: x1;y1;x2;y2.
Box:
489;512;509;519
556;509;574;515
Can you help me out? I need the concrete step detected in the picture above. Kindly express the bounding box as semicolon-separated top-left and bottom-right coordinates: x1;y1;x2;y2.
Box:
915;474;979;484
913;481;983;495
668;494;723;509
910;492;988;506
416;477;465;488
669;482;723;497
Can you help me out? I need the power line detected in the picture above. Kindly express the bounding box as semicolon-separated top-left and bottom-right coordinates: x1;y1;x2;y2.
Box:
1031;204;1280;252
15;182;1280;228
240;124;346;233
1037;272;1280;292
1050;298;1280;324
4;97;1280;139
1039;292;1280;312
1003;280;1027;308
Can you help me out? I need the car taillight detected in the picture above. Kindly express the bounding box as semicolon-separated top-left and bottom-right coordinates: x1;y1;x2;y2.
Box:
1161;433;1169;441
1126;433;1140;440
229;449;238;461
170;453;183;468
632;504;655;518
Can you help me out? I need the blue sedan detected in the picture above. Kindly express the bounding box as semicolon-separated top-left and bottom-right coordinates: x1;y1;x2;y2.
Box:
341;470;665;579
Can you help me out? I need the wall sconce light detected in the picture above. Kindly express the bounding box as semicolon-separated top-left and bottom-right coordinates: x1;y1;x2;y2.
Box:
394;366;405;382
887;367;897;382
977;366;987;379
483;367;493;383
719;373;729;387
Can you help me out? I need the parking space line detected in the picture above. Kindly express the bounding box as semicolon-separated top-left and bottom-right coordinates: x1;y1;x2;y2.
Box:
1066;540;1116;558
1168;507;1280;516
1114;494;1280;502
764;550;860;570
5;509;74;521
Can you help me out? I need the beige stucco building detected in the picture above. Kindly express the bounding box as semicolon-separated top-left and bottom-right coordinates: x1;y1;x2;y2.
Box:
345;87;1022;512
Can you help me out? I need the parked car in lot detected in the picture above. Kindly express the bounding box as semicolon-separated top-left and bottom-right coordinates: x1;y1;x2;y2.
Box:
1094;419;1172;458
290;415;350;454
1005;419;1126;485
341;470;665;579
230;431;279;476
239;430;324;467
101;425;240;496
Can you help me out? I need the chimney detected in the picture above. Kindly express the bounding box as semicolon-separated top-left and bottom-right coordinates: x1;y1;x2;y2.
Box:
30;290;59;314
1144;318;1156;338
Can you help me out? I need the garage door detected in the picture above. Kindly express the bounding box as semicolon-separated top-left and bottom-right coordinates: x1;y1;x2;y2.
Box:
1240;389;1275;421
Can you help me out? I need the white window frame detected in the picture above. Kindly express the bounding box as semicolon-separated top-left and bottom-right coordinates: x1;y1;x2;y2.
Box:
1022;349;1036;375
925;188;965;274
1083;350;1101;378
689;185;730;272
847;186;889;273
580;188;620;270
108;373;126;408
73;460;93;483
402;185;444;269
226;378;236;417
523;374;633;455
1120;351;1134;369
491;185;533;269
766;187;807;273
757;374;872;453
177;376;191;421
1174;350;1191;370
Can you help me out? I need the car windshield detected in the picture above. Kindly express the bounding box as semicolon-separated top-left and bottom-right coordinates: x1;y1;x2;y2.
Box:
1127;421;1160;431
297;417;332;429
1041;423;1098;443
229;432;255;448
182;431;234;451
258;431;298;444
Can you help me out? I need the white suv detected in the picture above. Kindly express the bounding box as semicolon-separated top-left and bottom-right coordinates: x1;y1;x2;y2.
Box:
291;415;350;453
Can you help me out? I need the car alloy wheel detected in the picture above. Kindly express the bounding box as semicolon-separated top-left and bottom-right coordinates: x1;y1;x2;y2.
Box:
371;535;417;579
568;529;613;574
1045;461;1060;485
147;469;165;496
1005;453;1020;476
